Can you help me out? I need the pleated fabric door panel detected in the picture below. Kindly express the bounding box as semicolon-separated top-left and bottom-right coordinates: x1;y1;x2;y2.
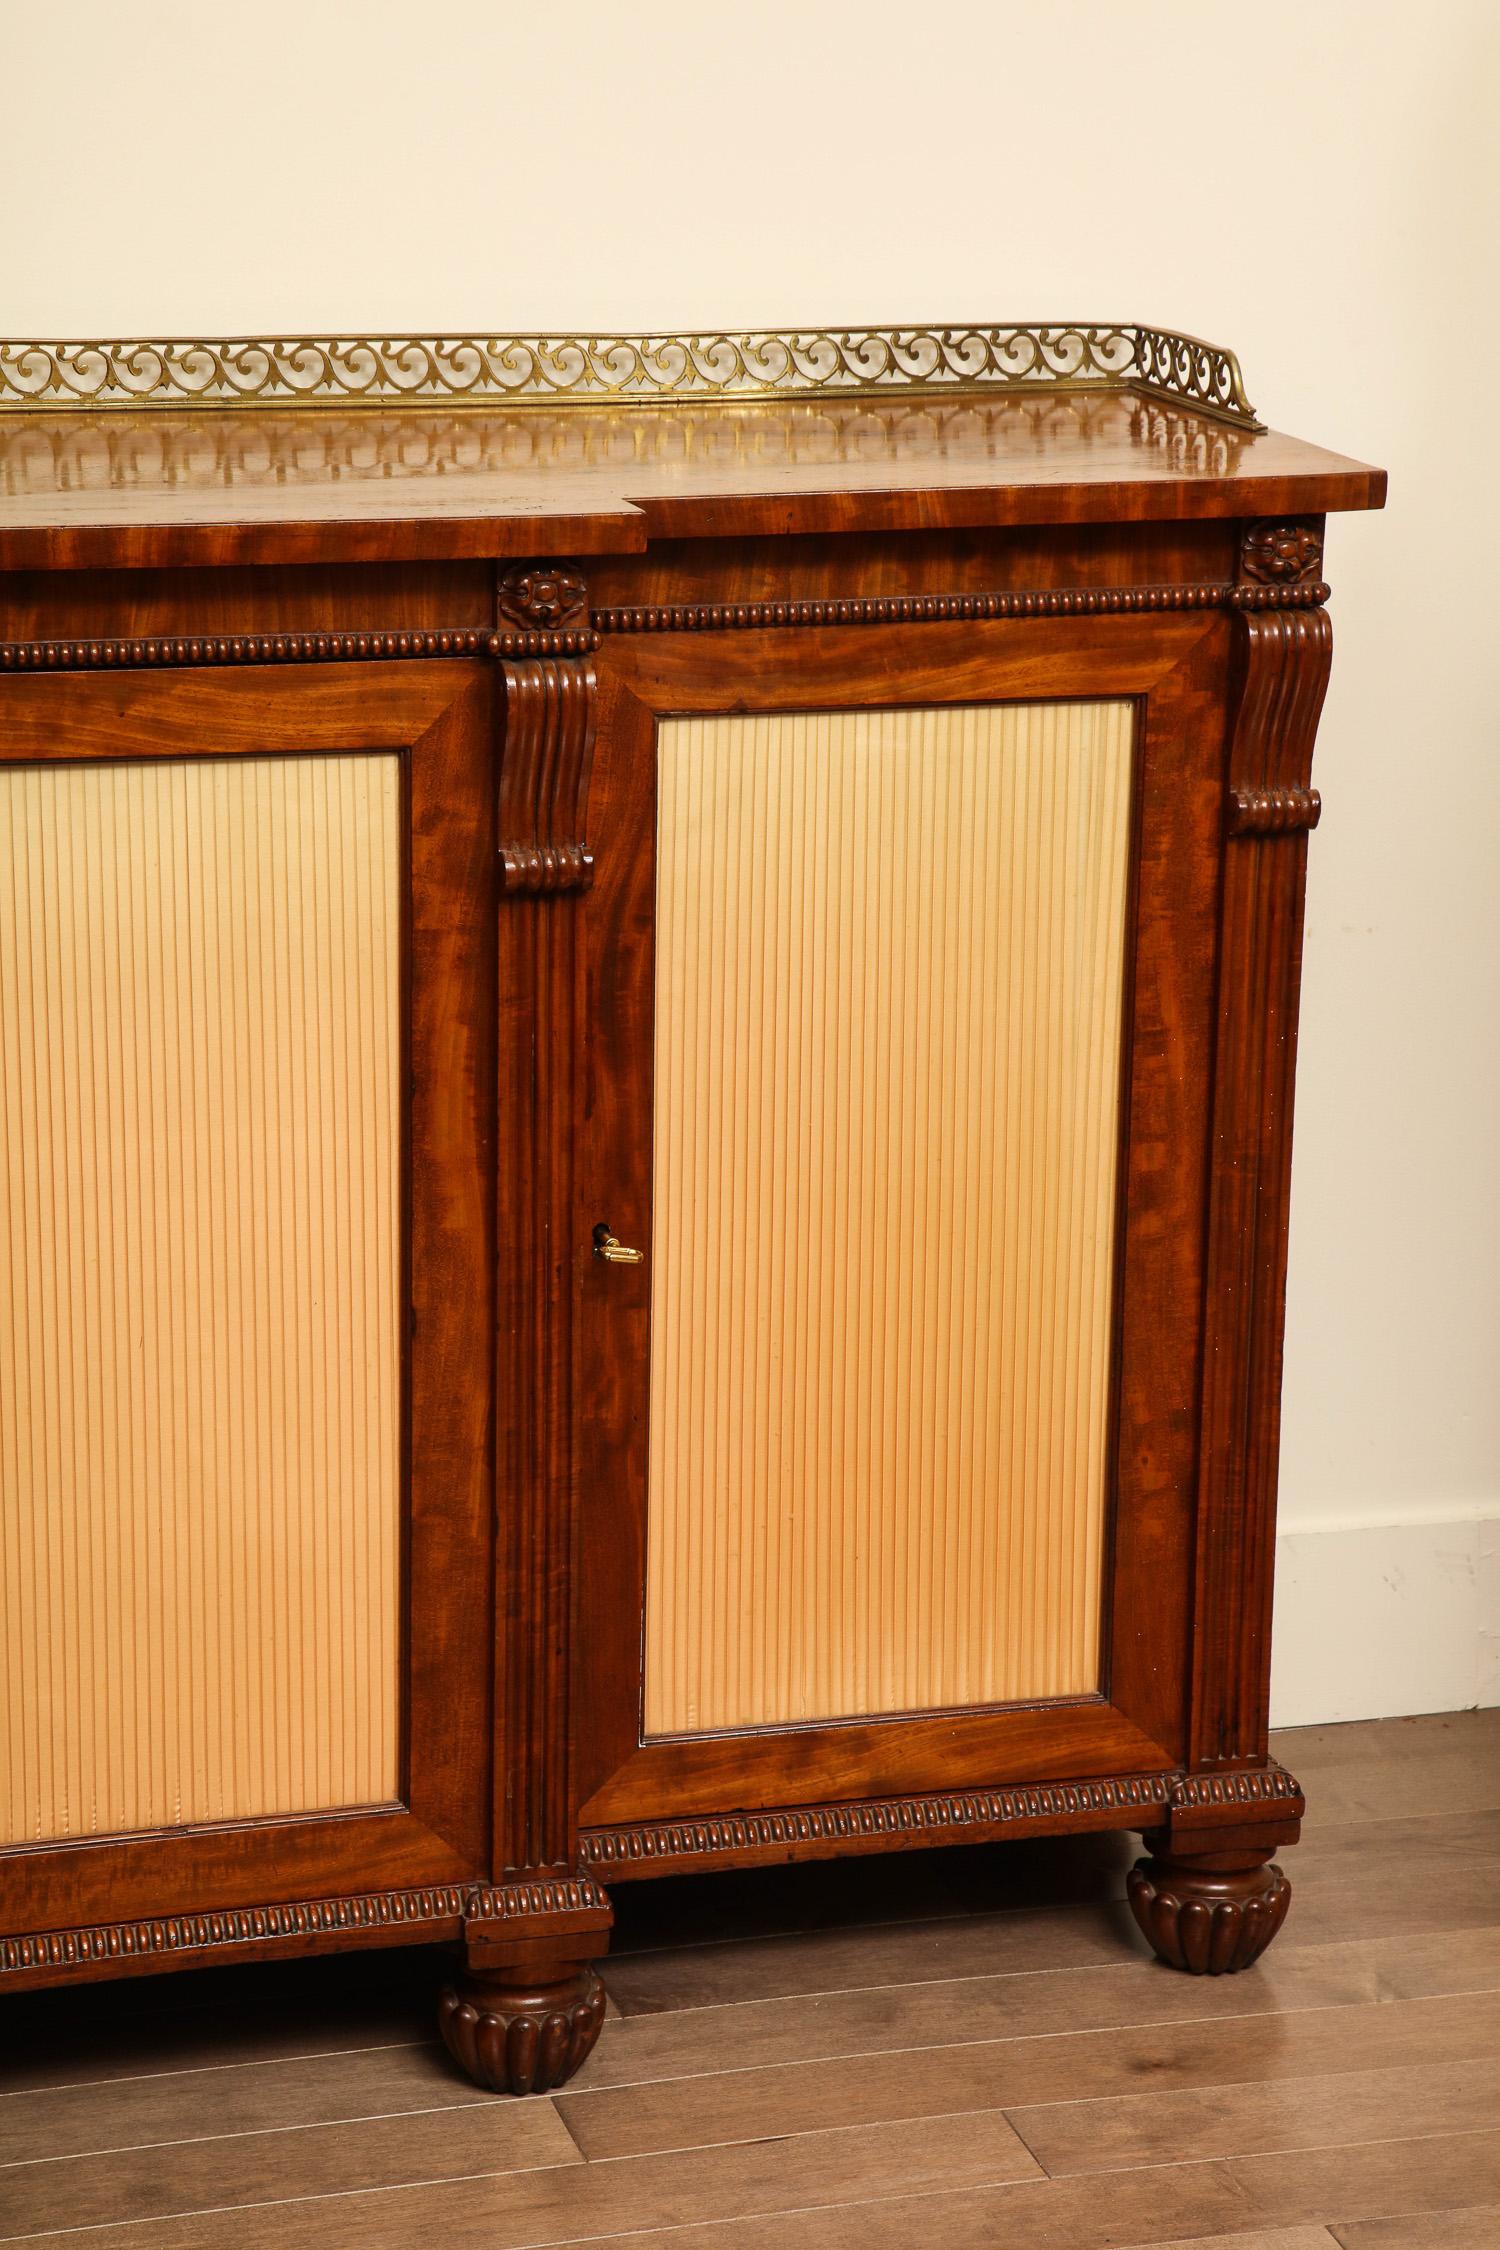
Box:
0;754;402;1844
645;701;1134;1736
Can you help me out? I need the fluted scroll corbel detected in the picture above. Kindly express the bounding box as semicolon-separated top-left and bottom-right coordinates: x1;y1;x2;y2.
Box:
1223;521;1331;839
1192;566;1332;1772
494;560;600;1883
496;564;600;896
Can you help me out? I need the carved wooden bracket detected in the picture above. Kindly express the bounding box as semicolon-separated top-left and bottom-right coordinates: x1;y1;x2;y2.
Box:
1194;604;1332;1770
494;564;599;1884
496;565;598;896
497;652;597;894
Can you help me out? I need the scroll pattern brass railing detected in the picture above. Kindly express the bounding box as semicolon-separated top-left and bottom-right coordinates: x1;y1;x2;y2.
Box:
0;324;1261;426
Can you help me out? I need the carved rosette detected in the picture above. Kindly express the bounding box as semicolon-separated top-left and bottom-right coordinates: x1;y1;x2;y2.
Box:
496;565;590;633
438;1966;606;2095
1128;1854;1291;1974
1240;519;1324;586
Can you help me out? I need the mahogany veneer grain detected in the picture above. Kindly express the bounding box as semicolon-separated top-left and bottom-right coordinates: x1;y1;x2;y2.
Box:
0;373;1384;2101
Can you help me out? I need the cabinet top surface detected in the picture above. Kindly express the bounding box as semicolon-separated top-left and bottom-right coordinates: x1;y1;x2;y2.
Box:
0;325;1386;571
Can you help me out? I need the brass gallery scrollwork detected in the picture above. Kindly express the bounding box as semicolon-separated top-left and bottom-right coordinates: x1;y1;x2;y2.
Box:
1133;326;1261;428
0;323;1263;427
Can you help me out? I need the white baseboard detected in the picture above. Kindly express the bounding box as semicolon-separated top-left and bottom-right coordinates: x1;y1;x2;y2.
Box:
1270;1512;1500;1728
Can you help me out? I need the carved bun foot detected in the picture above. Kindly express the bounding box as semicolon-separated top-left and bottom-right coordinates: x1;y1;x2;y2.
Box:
1128;1851;1291;1974
438;1963;605;2094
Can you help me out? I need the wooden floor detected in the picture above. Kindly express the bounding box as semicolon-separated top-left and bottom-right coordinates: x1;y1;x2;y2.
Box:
1;1711;1497;2247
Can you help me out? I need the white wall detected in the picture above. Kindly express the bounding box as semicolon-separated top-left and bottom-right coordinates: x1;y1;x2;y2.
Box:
6;0;1498;1724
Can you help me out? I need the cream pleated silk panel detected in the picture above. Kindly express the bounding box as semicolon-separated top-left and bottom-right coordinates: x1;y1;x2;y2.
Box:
646;702;1134;1735
0;755;401;1842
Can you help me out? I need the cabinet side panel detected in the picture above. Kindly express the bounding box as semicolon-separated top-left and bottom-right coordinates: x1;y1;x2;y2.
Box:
645;700;1133;1735
0;754;402;1842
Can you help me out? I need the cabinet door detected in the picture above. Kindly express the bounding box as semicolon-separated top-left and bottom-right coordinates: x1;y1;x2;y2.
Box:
576;614;1228;1824
0;662;495;1932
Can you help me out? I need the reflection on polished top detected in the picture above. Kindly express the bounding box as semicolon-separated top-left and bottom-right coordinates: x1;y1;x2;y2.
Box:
3;394;1254;497
0;356;1387;571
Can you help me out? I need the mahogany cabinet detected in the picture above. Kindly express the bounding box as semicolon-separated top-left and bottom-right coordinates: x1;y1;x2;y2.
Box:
0;326;1385;2092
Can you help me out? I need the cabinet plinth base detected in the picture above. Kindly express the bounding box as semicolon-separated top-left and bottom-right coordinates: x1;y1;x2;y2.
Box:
1127;1848;1291;1974
438;1956;606;2094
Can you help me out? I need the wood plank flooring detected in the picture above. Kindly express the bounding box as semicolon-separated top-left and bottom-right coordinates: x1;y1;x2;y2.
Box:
0;1710;1496;2247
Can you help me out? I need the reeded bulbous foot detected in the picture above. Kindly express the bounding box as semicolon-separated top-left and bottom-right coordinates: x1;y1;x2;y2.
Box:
1128;1850;1291;1974
438;1963;605;2094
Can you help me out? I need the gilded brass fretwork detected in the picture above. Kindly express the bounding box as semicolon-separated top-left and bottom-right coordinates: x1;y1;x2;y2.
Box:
0;323;1262;426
